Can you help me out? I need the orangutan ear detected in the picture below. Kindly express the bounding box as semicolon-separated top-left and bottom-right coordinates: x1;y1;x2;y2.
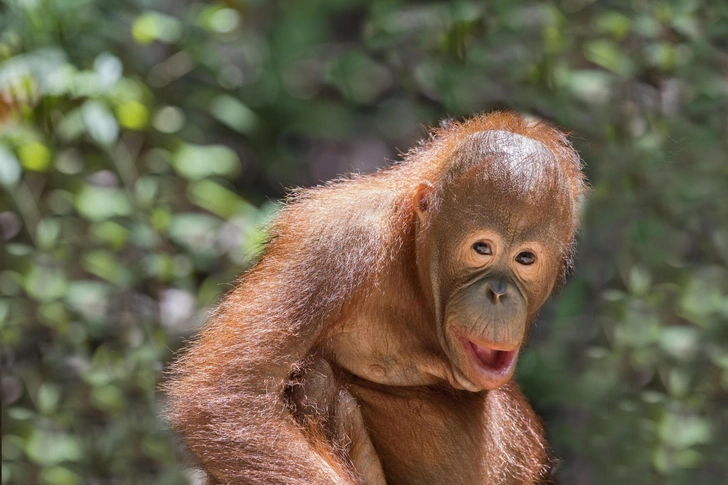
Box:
413;182;433;220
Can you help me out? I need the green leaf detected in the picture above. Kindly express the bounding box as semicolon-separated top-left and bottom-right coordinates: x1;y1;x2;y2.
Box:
25;265;66;302
0;145;22;185
18;142;51;172
210;95;257;134
132;12;183;44
659;326;698;361
25;431;82;467
584;39;633;76
81;101;119;145
40;466;80;485
37;383;61;415
82;250;134;287
75;185;132;221
65;280;110;321
628;266;651;296
90;385;124;414
168;213;221;253
172;143;240;180
115;100;148;130
188;179;257;219
658;412;711;449
593;12;632;39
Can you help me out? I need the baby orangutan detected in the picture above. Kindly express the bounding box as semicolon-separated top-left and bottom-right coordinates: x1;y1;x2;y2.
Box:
164;112;588;484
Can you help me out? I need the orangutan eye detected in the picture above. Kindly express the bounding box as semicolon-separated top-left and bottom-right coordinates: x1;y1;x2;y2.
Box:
472;242;492;256
515;251;535;265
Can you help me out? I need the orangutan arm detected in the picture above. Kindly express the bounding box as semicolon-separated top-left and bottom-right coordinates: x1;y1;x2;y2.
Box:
163;274;365;484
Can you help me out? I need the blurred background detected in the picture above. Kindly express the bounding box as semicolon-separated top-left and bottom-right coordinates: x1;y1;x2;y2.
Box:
1;0;727;484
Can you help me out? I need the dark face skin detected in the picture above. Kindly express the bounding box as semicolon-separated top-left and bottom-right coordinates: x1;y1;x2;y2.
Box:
415;132;575;391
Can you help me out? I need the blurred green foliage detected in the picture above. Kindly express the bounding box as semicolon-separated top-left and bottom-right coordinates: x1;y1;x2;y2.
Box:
1;0;727;484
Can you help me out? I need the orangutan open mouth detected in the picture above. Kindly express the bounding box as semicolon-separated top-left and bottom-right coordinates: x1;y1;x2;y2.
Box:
471;342;517;371
459;336;519;379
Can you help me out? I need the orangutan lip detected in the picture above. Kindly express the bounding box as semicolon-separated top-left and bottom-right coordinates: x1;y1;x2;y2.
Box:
460;337;518;375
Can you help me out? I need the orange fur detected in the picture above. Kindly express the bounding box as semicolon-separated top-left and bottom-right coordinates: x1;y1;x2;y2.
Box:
163;112;587;484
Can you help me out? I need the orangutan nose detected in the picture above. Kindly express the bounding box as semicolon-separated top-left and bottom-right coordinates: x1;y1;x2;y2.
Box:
487;279;508;303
